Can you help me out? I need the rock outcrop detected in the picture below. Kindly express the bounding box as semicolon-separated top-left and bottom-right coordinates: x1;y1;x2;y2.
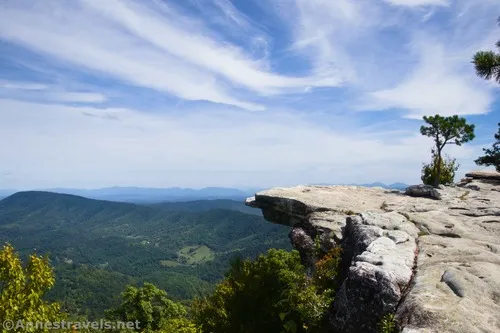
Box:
246;173;500;333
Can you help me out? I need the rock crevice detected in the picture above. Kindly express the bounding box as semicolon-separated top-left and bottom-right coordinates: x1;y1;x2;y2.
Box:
246;172;500;333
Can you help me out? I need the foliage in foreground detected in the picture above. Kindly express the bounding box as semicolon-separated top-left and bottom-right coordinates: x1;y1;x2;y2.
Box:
475;123;500;172
105;283;199;333
0;244;65;332
420;114;475;186
378;313;397;333
421;152;459;186
0;231;343;333
0;243;66;333
192;248;341;333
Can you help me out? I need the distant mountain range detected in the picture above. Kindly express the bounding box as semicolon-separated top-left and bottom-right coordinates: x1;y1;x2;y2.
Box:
0;187;257;203
0;182;409;203
349;182;409;190
308;182;409;190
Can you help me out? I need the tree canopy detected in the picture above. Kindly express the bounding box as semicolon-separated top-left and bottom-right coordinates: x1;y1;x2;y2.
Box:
192;248;340;333
0;243;65;333
420;115;475;186
105;282;190;332
472;17;500;83
475;123;500;172
421;153;459;186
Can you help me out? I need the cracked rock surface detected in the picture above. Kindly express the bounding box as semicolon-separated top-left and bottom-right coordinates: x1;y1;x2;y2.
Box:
246;171;500;333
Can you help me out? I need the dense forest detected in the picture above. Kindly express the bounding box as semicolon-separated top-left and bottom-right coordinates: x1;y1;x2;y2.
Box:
0;191;291;319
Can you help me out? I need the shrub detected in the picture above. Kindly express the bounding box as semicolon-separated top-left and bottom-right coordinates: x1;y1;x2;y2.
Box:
421;152;459;186
378;313;396;333
0;243;65;333
313;247;342;292
192;249;340;333
105;282;187;332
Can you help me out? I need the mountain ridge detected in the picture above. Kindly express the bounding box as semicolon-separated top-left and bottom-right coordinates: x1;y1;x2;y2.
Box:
0;190;290;318
0;182;410;203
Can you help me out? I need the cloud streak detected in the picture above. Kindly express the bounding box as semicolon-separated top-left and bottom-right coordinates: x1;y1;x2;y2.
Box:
0;0;345;111
0;99;483;189
0;0;498;188
382;0;450;7
0;80;107;104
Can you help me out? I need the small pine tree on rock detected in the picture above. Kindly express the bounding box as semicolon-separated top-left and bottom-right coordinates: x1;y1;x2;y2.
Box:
475;123;500;172
420;114;475;187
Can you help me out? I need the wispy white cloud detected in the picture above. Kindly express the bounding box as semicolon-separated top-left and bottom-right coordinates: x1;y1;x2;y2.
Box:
365;39;493;118
0;0;343;111
45;92;107;104
364;0;500;117
1;0;497;115
0;99;484;188
0;1;260;110
212;0;252;29
382;0;450;7
0;80;106;103
0;81;48;91
0;0;498;188
270;0;499;118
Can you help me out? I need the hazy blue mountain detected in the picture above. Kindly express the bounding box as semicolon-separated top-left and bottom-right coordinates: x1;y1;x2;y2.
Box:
386;182;410;190
358;182;409;190
0;189;16;198
0;182;409;204
311;182;410;190
152;199;262;216
34;186;255;203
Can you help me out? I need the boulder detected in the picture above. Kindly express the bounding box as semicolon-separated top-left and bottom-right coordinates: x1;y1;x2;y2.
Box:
405;185;442;200
465;171;500;181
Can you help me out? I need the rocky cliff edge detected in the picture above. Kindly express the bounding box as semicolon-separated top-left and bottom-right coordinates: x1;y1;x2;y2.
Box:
246;171;500;333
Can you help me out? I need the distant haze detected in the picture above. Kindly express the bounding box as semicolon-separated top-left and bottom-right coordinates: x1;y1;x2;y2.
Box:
0;182;409;203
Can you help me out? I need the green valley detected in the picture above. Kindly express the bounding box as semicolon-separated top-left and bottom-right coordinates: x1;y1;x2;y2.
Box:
0;191;291;319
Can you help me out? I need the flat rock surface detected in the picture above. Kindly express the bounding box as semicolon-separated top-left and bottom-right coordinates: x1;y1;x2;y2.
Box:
247;175;500;333
465;170;500;181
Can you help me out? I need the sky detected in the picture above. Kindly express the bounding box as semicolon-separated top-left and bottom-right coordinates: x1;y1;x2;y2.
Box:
0;0;499;190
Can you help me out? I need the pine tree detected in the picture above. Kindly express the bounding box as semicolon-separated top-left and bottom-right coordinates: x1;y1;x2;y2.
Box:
475;123;500;172
420;115;475;187
472;17;500;83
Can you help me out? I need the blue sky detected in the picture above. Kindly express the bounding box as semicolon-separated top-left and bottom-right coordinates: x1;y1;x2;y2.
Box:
0;0;499;189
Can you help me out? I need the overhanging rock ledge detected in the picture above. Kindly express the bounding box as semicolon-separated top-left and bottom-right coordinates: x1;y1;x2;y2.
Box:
245;172;500;333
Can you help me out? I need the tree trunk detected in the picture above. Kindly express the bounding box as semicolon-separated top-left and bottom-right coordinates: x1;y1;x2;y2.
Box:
434;149;442;188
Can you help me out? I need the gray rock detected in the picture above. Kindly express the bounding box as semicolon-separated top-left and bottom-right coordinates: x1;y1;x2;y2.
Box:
246;176;500;333
465;171;500;181
465;184;481;191
405;185;442;200
289;227;316;267
440;270;464;297
327;215;416;332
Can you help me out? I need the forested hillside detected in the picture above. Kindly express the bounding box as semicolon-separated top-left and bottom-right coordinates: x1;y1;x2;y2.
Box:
0;191;290;319
152;199;262;215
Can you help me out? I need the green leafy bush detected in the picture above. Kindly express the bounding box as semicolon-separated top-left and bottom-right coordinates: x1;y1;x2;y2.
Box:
421;152;459;186
378;313;396;333
160;318;201;333
105;283;189;332
312;247;342;292
192;249;339;333
0;243;66;333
